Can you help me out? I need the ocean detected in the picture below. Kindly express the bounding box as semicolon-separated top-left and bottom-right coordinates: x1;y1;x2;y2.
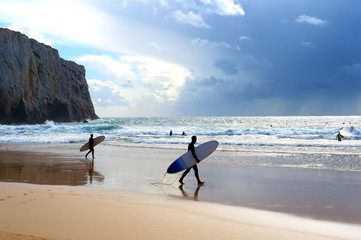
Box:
1;116;361;171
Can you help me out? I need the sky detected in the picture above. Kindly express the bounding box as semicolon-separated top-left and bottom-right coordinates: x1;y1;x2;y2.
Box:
1;0;361;117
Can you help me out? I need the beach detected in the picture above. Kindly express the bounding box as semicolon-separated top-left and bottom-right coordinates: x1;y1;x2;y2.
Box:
1;142;361;239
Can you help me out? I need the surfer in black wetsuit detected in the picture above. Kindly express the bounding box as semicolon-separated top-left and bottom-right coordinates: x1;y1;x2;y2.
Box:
179;136;204;185
85;134;94;159
336;132;344;141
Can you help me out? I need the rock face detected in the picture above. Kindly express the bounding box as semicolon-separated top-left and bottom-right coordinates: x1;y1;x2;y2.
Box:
0;28;98;124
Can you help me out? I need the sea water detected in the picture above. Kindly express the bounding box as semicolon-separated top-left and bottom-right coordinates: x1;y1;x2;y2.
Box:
1;116;361;171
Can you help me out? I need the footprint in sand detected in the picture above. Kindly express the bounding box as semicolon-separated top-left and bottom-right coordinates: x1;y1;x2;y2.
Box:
23;191;34;196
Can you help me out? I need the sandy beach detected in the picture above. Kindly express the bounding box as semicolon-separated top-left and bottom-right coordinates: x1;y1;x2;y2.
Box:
1;143;361;239
1;182;361;240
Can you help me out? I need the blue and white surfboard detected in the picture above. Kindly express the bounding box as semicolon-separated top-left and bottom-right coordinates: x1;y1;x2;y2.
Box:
167;140;218;174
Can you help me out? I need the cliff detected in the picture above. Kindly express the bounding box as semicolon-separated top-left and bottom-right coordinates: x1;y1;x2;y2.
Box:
0;28;99;124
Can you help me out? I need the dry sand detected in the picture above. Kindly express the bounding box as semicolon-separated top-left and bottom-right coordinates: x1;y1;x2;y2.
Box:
1;182;361;240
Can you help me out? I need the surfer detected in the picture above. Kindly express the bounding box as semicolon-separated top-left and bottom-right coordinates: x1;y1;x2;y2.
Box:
85;134;95;159
182;131;187;136
170;130;173;136
179;136;204;185
336;132;344;141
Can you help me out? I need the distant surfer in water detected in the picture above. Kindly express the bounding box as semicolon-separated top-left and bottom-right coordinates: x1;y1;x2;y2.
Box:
179;136;204;185
336;132;344;141
170;130;173;136
85;134;94;159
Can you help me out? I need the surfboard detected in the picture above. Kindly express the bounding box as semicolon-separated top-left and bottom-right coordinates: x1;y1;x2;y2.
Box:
80;136;105;152
167;140;218;174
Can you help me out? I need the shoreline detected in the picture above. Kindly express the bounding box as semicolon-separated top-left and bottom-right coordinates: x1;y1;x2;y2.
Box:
2;142;361;223
1;142;361;239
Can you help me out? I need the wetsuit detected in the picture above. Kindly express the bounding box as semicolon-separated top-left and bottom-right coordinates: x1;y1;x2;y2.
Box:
179;139;203;185
336;133;344;141
86;136;94;158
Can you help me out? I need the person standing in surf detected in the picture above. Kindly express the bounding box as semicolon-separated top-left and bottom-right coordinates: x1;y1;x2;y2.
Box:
85;134;94;159
179;135;204;185
336;131;344;141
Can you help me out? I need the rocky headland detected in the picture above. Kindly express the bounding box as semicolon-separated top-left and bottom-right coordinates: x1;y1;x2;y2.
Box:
0;28;98;124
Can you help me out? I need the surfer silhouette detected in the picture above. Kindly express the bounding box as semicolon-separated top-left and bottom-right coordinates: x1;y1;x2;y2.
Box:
85;134;94;159
179;136;204;185
170;130;173;136
336;132;344;141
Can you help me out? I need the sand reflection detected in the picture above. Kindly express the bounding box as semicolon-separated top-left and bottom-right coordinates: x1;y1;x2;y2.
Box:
0;150;104;186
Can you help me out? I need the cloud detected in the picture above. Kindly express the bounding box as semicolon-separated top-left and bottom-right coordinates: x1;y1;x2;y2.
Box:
176;74;264;116
0;0;112;46
239;35;251;41
280;18;290;24
300;41;317;48
295;15;330;27
198;76;226;86
200;0;245;16
172;10;211;28
4;0;360;117
147;42;164;52
7;23;53;46
124;55;192;103
171;0;244;28
87;79;129;107
191;38;238;50
76;55;136;87
239;55;272;70
214;59;238;75
191;38;211;46
342;63;361;77
77;54;192;106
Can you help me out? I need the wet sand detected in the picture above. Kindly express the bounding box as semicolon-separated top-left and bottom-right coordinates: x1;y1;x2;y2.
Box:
1;142;361;239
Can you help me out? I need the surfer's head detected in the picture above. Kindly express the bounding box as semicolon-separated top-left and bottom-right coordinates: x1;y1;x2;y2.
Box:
191;135;197;143
91;134;93;137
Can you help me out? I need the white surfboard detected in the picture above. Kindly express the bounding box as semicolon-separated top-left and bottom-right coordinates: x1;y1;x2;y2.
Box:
167;140;218;174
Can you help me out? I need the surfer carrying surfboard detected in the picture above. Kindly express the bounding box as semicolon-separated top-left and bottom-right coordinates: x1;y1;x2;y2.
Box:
85;134;95;159
336;132;345;141
179;136;205;185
